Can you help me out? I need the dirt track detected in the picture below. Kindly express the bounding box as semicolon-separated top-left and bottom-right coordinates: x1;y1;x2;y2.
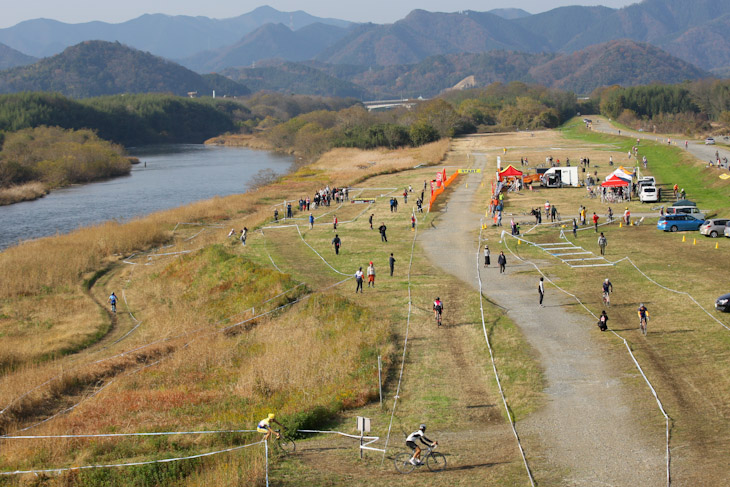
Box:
421;136;665;485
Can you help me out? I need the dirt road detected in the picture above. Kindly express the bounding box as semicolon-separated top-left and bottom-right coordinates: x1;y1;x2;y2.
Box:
421;137;665;485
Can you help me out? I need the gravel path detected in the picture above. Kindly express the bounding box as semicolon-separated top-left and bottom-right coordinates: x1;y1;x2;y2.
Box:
421;141;665;486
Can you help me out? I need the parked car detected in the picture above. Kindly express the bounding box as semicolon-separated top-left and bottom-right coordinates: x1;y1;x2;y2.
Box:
639;186;660;203
725;225;730;238
705;137;715;145
657;214;704;232
716;293;730;312
667;206;706;220
700;219;729;238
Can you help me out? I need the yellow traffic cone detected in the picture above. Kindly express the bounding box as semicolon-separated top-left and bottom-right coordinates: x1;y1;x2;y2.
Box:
518;239;522;245
619;222;623;228
682;235;686;242
716;242;719;249
693;238;696;245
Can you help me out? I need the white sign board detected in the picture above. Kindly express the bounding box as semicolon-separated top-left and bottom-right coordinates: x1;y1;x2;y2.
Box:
497;156;502;170
357;416;371;433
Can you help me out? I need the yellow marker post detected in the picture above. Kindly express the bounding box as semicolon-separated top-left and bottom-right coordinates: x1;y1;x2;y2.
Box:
682;235;686;242
518;239;522;245
466;183;468;188
619;222;623;228
716;242;720;249
693;238;696;245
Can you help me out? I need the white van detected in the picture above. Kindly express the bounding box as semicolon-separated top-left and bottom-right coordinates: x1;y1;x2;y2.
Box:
667;206;705;220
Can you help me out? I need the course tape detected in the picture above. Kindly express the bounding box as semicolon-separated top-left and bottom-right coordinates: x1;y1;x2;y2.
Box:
294;225;350;276
1;429;258;440
477;227;535;486
0;440;265;476
501;232;671;487
258;229;283;273
381;212;420;462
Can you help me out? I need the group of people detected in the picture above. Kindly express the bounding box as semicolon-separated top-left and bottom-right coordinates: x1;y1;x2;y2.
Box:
354;254;397;292
228;227;249;245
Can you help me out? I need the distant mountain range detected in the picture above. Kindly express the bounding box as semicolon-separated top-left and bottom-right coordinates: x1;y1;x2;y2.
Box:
0;1;725;100
0;41;249;98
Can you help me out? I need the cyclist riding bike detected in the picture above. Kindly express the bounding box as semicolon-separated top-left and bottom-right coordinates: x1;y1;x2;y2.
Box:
406;424;437;465
637;304;650;333
257;413;283;442
433;297;443;325
108;292;117;313
602;279;613;306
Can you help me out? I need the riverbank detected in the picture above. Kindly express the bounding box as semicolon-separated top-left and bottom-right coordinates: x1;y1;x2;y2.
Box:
0;182;49;206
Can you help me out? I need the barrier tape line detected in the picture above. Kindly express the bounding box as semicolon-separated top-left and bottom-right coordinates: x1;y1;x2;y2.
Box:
501;232;671;487
0;440;265;476
381;212;420;463
477;227;536;487
2;429;259;440
259;229;283;273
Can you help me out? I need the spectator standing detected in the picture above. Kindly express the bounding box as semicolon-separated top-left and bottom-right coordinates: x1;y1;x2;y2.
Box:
411;214;416;231
367;262;375;287
572;218;578;237
333;215;338;231
389;253;396;276
598;232;607;255
355;267;364;293
551;205;557;222
369;214;374;230
309;213;314;229
332;234;342;255
287;202;292;218
592;212;599;232
379;223;388;242
497;251;507;274
484;245;490;267
623;207;631;225
240;228;248;246
403;190;408;203
538;277;545;307
274;209;279;222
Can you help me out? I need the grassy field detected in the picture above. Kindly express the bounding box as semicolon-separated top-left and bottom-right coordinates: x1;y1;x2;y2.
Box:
470;122;730;485
0;138;543;486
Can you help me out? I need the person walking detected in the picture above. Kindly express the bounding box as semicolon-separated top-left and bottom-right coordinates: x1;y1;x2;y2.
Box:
538;277;545;307
484;245;490;267
623;207;631;225
240;227;248;246
592;212;599;232
379;223;388;242
286;202;292;218
389;253;396;276
355;267;364;293
369;213;374;230
333;215;338;231
497;251;507;274
309;213;314;229
332;234;341;255
411;214;416;231
274;209;279;222
598;232;607;255
572;218;578;237
367;261;375;287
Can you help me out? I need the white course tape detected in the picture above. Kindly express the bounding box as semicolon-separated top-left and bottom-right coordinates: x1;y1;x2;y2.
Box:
2;429;258;440
0;440;265;476
259;229;283;273
294;224;349;276
381;212;420;462
477;226;535;486
502;233;671;487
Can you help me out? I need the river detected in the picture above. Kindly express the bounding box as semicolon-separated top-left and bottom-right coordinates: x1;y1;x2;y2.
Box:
0;144;293;250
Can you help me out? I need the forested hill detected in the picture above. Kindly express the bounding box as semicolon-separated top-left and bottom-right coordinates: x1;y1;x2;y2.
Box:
0;42;35;70
0;41;250;98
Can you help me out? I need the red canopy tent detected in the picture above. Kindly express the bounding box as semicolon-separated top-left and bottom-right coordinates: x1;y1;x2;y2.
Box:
601;174;629;187
498;165;523;182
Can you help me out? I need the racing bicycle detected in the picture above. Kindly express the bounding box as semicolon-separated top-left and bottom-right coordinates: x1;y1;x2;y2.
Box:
394;444;446;474
272;429;296;454
639;315;649;336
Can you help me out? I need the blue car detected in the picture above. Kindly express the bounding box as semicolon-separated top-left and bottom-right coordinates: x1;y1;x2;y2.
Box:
657;214;705;232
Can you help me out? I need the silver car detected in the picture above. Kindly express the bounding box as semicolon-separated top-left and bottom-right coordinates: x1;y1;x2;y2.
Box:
701;219;729;238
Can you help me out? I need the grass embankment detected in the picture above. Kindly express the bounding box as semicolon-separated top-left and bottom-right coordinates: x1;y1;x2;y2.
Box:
475;123;730;484
0;138;546;485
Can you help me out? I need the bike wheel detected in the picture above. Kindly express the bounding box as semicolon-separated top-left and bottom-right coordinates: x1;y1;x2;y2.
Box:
277;437;296;454
426;452;447;472
394;453;416;474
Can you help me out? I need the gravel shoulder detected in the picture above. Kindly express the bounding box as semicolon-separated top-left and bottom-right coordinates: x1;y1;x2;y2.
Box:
421;138;665;486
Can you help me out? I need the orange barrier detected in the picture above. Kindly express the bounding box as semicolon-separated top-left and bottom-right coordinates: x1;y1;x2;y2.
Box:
429;171;459;210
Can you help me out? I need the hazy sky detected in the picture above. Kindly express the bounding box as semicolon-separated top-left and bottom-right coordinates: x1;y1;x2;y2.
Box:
2;1;638;28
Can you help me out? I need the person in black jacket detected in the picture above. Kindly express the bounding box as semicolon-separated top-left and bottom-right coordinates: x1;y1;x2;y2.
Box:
497;251;507;273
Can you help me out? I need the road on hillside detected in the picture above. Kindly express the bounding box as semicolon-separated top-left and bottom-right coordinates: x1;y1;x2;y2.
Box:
590;116;730;167
421;138;664;486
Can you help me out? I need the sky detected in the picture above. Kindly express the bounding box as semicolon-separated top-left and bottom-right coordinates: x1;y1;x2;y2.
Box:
1;0;638;28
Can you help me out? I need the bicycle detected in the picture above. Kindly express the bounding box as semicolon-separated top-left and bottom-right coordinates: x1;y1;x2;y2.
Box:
602;291;611;307
639;316;649;336
271;429;296;454
435;310;442;327
394;444;447;474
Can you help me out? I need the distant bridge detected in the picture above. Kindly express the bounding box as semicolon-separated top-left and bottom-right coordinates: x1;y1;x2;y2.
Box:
362;98;426;111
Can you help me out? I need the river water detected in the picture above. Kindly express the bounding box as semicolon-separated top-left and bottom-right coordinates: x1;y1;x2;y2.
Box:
0;144;293;250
